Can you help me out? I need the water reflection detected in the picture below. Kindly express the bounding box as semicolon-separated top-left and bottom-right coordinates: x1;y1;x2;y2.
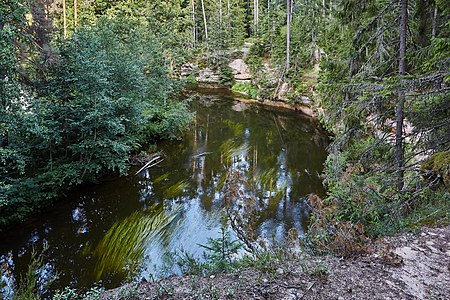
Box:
0;253;15;299
0;90;327;294
72;206;88;235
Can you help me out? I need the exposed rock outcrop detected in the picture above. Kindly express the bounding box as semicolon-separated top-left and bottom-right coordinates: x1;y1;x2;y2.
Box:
277;82;290;101
228;59;251;82
196;68;220;84
179;43;317;115
180;62;198;77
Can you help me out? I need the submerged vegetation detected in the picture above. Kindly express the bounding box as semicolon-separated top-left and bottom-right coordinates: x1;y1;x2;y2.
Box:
92;204;180;281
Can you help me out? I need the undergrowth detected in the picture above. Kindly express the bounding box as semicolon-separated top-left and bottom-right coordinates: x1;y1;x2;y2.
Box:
305;150;450;258
231;83;260;99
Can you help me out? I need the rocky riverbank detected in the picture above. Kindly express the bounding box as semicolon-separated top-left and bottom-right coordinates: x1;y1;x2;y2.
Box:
179;42;318;111
100;225;450;299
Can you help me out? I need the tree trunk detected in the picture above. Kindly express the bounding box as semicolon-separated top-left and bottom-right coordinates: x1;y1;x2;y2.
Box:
227;0;231;32
254;0;258;32
219;0;223;26
431;6;438;39
191;0;196;46
395;0;407;191
201;0;208;47
74;0;77;29
63;0;67;38
286;0;291;72
257;0;259;26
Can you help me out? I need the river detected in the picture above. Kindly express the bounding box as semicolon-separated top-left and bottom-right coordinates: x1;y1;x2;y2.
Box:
0;89;328;297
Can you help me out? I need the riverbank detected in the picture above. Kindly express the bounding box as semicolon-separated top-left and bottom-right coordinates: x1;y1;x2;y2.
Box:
101;225;450;299
232;96;315;117
185;86;317;117
180;41;320;118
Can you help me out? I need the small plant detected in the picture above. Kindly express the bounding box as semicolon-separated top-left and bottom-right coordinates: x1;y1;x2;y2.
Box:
52;287;79;300
219;66;235;86
226;288;235;298
52;285;105;300
238;248;287;274
12;244;54;300
207;283;219;300
82;286;104;300
155;283;174;297
307;260;329;279
185;75;198;89
176;250;205;276
117;284;139;299
231;83;260;99
199;227;242;273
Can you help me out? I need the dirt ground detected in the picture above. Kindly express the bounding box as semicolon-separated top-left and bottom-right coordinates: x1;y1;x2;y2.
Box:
101;225;450;300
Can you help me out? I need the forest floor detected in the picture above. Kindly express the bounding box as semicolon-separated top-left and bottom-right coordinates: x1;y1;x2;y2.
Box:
101;225;450;300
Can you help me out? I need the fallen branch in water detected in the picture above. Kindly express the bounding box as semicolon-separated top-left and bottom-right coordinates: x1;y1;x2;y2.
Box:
134;156;164;175
192;151;212;158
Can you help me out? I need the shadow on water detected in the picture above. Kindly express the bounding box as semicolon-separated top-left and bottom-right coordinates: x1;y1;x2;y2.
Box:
0;89;328;296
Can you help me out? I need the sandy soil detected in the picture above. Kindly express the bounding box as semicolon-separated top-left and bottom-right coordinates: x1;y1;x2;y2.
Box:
101;225;450;300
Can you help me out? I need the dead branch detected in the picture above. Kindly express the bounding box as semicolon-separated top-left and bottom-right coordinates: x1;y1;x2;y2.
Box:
134;156;164;176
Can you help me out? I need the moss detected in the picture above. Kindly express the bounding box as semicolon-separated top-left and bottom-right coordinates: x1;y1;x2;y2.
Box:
421;150;450;187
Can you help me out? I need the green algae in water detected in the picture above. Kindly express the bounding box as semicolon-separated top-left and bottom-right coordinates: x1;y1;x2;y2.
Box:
162;180;189;199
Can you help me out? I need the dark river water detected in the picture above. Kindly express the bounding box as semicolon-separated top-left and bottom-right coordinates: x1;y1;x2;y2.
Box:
0;89;327;297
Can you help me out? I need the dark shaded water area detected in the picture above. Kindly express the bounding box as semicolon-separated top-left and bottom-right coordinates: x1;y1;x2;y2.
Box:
0;89;328;296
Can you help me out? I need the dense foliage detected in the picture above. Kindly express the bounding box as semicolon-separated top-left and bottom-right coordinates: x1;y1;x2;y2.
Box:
0;2;191;228
311;0;450;245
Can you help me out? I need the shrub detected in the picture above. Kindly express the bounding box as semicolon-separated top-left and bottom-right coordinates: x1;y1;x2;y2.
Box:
199;227;242;273
219;66;235;86
231;83;260;99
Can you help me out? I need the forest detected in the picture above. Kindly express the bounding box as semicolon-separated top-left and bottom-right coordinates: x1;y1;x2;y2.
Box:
0;0;449;298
